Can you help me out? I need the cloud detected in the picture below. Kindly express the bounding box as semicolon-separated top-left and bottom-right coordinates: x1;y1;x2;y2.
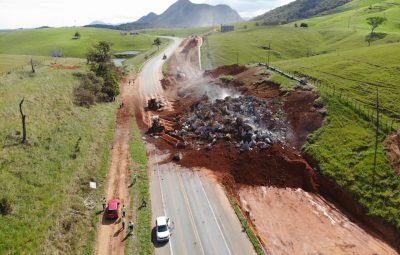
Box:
192;0;295;17
0;0;295;29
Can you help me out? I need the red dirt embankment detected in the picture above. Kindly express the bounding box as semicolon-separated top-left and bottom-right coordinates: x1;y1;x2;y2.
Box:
284;89;324;147
52;64;80;70
179;143;318;194
205;64;247;78
384;133;400;175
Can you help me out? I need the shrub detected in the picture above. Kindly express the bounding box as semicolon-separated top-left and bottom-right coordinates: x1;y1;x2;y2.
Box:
300;23;309;28
313;97;326;108
0;197;12;215
219;75;234;83
73;72;106;106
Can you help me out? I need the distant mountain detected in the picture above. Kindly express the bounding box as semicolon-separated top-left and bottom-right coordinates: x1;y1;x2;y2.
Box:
35;26;52;29
253;0;351;25
88;20;113;26
136;12;158;24
109;0;242;30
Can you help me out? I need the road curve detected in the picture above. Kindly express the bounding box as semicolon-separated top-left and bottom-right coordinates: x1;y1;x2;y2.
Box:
137;37;255;255
138;37;183;99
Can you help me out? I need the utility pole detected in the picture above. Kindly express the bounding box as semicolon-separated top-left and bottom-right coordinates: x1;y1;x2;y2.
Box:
372;88;379;190
267;41;271;68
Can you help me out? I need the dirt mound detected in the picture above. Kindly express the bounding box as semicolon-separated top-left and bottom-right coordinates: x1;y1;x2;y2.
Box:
52;64;80;70
384;133;400;175
284;89;324;147
206;64;247;78
181;37;199;54
173;143;318;193
161;75;175;90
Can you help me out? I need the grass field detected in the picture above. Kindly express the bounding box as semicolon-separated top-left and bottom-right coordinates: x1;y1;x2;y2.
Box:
125;120;153;255
0;27;155;58
0;54;50;73
0;60;117;254
274;43;400;121
200;0;400;229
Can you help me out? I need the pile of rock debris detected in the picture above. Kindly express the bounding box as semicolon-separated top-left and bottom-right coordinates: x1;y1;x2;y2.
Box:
169;95;289;151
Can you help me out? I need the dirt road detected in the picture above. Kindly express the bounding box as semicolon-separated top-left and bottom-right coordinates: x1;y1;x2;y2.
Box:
95;75;135;255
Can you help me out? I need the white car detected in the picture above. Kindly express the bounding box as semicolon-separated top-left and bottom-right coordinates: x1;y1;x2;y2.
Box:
156;216;171;242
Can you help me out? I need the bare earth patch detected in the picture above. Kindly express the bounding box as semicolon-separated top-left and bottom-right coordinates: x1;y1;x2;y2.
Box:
239;186;398;255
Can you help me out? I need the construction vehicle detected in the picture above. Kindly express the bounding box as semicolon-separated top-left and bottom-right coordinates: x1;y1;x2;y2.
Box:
147;98;163;111
148;116;165;134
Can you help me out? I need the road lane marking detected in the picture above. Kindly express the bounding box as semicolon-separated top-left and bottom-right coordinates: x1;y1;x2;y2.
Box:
154;150;174;255
195;172;232;255
175;167;206;255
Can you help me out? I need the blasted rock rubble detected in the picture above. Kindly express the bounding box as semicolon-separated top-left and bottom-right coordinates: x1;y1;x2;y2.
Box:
169;95;289;151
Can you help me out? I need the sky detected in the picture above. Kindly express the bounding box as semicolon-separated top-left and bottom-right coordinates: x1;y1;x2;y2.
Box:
0;0;294;29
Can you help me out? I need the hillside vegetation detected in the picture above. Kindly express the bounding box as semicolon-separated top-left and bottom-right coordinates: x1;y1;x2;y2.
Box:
0;61;116;253
254;0;351;24
0;27;154;58
201;0;400;229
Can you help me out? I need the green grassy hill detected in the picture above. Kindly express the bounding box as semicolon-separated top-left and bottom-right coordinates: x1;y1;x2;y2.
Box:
253;0;351;25
201;0;400;229
0;27;154;58
0;60;116;253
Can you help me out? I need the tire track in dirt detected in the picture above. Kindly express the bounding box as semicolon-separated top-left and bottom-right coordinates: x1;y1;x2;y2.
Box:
95;75;136;255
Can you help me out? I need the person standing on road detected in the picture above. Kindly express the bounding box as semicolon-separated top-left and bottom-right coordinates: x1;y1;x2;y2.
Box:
121;216;126;230
102;197;107;211
122;204;126;217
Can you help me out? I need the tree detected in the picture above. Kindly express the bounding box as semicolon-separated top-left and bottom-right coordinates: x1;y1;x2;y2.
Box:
366;17;387;46
74;31;81;39
86;41;119;101
87;41;113;77
294;23;298;28
300;23;308;28
153;38;162;51
19;98;27;144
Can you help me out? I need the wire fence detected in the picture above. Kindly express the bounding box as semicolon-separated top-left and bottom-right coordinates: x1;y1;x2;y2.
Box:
0;57;49;77
266;64;400;134
316;82;400;134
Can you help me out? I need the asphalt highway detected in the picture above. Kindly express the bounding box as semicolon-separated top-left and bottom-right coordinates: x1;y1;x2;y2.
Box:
137;39;255;254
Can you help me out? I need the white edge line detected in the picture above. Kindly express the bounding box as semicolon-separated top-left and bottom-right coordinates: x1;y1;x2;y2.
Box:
196;172;232;255
175;168;206;255
154;151;174;255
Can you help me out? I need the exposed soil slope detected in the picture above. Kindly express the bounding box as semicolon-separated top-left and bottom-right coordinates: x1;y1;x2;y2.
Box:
384;133;400;175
